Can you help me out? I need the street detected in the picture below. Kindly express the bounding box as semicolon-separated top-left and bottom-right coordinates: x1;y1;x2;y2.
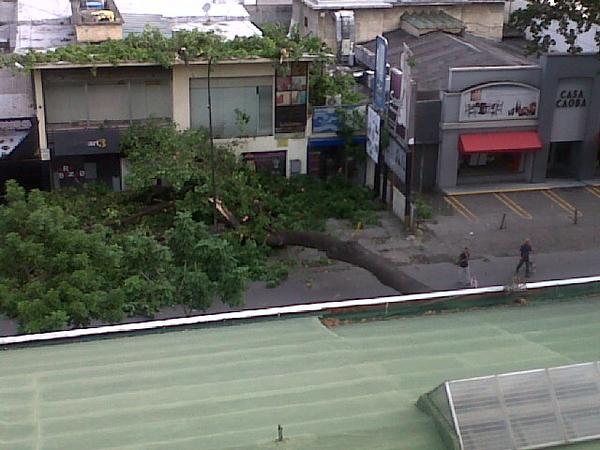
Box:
3;186;600;337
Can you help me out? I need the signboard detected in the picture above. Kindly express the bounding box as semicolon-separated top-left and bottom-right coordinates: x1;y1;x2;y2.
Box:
551;77;592;142
459;82;540;122
366;105;380;163
384;137;409;184
373;36;388;111
50;128;122;157
312;105;366;134
388;43;413;142
275;63;308;133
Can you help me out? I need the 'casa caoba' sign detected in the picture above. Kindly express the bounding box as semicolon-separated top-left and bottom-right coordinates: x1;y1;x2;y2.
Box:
555;89;587;108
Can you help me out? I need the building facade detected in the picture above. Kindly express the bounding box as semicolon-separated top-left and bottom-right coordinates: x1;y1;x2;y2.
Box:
33;58;312;190
436;54;600;189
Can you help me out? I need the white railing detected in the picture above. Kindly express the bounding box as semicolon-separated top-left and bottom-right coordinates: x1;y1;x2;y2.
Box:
2;275;600;346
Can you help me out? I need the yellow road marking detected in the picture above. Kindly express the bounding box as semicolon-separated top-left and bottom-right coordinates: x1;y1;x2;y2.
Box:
493;193;532;220
585;186;600;200
444;195;477;222
542;190;582;217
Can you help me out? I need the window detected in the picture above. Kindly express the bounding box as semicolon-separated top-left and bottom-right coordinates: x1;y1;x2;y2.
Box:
190;77;273;138
44;71;172;125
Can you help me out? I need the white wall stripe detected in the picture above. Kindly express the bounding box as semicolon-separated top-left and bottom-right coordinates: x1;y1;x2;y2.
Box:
2;275;600;346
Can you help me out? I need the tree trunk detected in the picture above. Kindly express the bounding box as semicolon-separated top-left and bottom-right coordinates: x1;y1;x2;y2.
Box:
266;230;429;294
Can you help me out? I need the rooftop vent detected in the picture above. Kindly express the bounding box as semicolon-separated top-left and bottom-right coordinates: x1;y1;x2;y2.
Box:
400;11;464;38
418;361;600;450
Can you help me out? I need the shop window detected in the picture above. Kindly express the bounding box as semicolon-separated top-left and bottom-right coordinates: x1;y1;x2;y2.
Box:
243;151;286;176
190;77;273;138
459;152;524;177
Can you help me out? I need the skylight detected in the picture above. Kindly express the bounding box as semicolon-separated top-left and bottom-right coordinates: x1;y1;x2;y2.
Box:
418;362;600;450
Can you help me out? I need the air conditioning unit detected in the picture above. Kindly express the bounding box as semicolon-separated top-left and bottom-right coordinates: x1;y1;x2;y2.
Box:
334;11;355;66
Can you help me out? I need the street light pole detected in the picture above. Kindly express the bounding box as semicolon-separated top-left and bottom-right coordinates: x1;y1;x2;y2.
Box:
207;56;217;228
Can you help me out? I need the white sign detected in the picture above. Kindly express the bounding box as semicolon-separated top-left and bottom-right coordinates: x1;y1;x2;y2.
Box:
40;148;50;161
551;77;592;142
459;82;540;122
367;105;380;163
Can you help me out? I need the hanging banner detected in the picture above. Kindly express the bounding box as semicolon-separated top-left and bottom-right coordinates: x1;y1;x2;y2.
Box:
373;35;388;112
366;105;380;163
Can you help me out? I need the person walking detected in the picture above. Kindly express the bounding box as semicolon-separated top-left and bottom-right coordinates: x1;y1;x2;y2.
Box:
457;247;471;287
515;238;533;278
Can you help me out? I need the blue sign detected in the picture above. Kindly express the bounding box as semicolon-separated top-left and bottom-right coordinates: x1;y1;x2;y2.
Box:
373;35;388;111
312;107;342;133
312;105;366;134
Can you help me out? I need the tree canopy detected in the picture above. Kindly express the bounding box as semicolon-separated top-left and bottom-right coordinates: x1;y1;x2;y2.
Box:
0;123;381;333
512;0;600;54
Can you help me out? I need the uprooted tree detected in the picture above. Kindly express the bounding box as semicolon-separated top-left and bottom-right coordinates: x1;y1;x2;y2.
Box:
121;123;427;292
0;122;425;333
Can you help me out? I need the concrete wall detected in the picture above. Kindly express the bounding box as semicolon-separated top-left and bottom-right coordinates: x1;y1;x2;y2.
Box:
172;62;275;130
0;69;34;119
172;62;308;175
246;5;292;27
536;54;600;181
352;3;504;45
415;99;441;190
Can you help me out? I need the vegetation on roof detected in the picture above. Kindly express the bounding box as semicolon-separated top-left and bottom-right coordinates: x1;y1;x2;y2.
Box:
0;24;331;70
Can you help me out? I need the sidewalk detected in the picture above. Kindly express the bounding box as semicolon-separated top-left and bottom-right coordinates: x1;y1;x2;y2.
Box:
402;249;600;291
2;249;598;337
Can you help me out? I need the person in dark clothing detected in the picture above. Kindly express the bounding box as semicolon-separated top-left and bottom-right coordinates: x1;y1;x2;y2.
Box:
458;247;470;286
515;238;533;278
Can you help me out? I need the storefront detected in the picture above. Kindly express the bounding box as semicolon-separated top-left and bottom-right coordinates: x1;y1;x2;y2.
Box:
309;105;367;180
536;55;600;181
48;128;123;190
437;68;544;189
457;131;541;182
243;151;287;176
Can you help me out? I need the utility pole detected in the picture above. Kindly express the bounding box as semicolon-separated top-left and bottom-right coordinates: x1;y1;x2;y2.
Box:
207;56;218;228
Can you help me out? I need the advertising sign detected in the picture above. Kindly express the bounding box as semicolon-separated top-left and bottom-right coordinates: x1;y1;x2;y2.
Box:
384;137;408;183
312;105;366;134
551;77;592;142
51;128;122;157
388;44;413;142
373;35;388;111
366;105;380;163
459;82;540;122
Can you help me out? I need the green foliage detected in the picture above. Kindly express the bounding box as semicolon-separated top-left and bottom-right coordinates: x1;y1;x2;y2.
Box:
309;71;365;107
511;0;600;54
0;181;251;332
413;196;433;220
1;122;382;331
335;107;367;177
0;26;331;71
259;175;381;232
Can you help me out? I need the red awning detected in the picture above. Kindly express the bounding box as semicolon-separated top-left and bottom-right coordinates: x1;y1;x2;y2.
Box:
459;131;542;154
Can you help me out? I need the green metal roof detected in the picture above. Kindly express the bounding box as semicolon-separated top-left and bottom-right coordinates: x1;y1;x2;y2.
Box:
3;297;600;450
